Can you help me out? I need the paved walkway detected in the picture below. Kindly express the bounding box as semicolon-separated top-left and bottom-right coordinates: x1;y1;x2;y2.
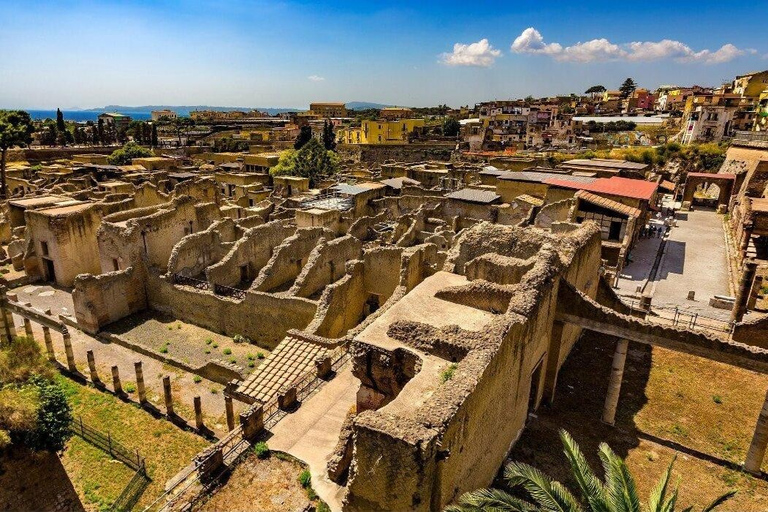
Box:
650;209;731;320
269;367;357;512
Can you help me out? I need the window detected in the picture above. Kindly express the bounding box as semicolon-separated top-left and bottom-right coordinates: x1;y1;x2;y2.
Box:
41;241;49;256
112;258;120;271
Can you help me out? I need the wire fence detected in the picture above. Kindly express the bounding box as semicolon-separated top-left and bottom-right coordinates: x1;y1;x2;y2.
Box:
70;416;150;512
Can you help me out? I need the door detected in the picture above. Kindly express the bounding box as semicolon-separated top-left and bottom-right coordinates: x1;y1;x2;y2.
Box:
43;258;56;283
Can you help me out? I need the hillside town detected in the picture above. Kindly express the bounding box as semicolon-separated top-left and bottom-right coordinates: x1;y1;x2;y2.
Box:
2;32;768;512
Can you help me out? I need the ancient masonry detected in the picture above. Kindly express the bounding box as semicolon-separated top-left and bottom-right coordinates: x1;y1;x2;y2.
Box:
2;151;768;511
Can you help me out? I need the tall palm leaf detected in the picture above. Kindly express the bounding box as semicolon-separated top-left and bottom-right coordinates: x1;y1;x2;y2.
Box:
598;443;641;512
559;429;611;512
444;487;537;512
647;455;676;512
504;461;583;512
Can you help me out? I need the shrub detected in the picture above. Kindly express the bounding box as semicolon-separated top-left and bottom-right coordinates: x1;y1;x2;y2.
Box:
212;343;219;348
440;363;458;383
223;348;232;355
159;346;168;354
205;339;213;345
233;334;245;344
107;141;151;165
210;387;219;394
253;441;270;459
257;352;265;359
193;375;202;384
713;395;723;404
124;383;136;394
247;353;255;361
298;469;311;488
248;362;255;368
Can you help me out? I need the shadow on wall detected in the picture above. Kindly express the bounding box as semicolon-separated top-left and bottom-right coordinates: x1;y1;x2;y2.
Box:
507;330;651;487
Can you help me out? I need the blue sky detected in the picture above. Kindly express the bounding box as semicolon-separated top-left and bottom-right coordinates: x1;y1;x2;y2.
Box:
1;0;766;109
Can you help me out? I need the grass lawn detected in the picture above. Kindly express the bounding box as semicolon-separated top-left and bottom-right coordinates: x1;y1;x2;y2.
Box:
507;331;768;511
58;375;210;511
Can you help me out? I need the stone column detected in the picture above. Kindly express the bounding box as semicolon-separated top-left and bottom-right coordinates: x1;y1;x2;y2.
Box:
745;387;768;474
224;394;235;431
134;362;147;404
731;260;758;324
23;317;34;341
194;396;204;431
239;402;264;441
42;326;55;361
62;329;77;372
111;366;123;395
87;350;99;383
5;309;17;341
163;376;174;416
602;339;629;426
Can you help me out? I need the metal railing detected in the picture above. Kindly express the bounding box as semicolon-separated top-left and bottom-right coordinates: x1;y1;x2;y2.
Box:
171;273;210;291
619;297;734;335
71;416;150;511
213;283;247;300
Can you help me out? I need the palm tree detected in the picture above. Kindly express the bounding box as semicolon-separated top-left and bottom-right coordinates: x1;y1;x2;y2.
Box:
446;430;735;512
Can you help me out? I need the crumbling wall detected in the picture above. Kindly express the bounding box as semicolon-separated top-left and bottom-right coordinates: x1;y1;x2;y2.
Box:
363;247;403;300
290;235;363;298
206;221;296;288
535;197;575;229
308;261;368;339
167;218;239;277
148;274;317;349
72;266;147;333
252;227;331;292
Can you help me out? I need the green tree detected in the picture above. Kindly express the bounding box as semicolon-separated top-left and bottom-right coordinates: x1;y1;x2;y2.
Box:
20;377;72;453
294;125;313;150
443;118;461;137
585;85;607;96
620;78;637;99
272;138;338;187
0;110;34;198
97;118;105;145
448;430;735;512
55;108;66;133
151;123;158;148
107;141;152;165
322;121;337;151
169;117;194;147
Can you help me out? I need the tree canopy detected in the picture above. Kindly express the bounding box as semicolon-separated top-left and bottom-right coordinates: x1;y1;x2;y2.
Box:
620;78;637;98
0;336;72;453
294;125;313;150
271;137;338;187
0;110;34;198
322;121;337;151
442;118;461;137
585;85;606;95
107;141;152;165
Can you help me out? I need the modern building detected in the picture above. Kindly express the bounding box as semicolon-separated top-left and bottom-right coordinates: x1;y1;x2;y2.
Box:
98;112;132;132
151;109;178;121
309;102;348;118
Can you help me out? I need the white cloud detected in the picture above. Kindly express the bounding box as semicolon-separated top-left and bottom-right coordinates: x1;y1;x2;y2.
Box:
308;75;325;82
440;38;501;67
510;27;748;64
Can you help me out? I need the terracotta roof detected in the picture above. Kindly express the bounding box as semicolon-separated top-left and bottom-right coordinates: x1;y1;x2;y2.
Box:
545;176;658;201
576;190;641;218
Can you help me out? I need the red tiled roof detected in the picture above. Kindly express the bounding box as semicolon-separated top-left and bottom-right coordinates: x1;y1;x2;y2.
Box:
545;176;658;201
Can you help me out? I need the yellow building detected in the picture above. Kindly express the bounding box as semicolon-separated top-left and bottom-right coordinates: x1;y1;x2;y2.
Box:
338;119;426;145
755;89;768;132
309;102;348;118
733;70;768;99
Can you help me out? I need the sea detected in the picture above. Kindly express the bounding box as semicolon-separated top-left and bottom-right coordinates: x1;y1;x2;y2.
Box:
27;110;153;122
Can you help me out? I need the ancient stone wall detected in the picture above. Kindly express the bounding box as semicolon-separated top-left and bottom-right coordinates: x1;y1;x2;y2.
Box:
167;218;239;277
308;261;368;339
337;143;455;164
147;273;317;349
72;266;147;334
290;235;363;298
252;227;332;292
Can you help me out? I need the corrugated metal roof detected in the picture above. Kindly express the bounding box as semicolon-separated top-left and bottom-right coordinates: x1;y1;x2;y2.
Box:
499;171;597;185
445;188;501;204
331;182;386;195
560;158;649;170
576;190;641;218
380;177;420;189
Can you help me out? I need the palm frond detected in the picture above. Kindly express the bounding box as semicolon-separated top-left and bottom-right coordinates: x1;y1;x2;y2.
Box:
647;455;676;512
598;443;641;512
504;461;582;512
558;429;610;512
451;487;538;512
701;490;736;512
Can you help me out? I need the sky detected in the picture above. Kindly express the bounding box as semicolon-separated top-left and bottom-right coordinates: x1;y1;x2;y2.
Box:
1;0;767;110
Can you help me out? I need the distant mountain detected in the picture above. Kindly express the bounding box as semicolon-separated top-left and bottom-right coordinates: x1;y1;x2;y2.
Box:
78;105;301;116
346;101;397;110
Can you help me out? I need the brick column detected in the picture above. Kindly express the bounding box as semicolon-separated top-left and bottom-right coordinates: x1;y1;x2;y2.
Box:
134;362;147;404
194;396;204;431
745;387;768;474
602;339;629;426
62;329;77;372
239;402;264;441
224;394;235;431
111;366;123;395
87;350;99;383
42;326;55;361
163;376;174;416
23;317;34;341
731;260;758;323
